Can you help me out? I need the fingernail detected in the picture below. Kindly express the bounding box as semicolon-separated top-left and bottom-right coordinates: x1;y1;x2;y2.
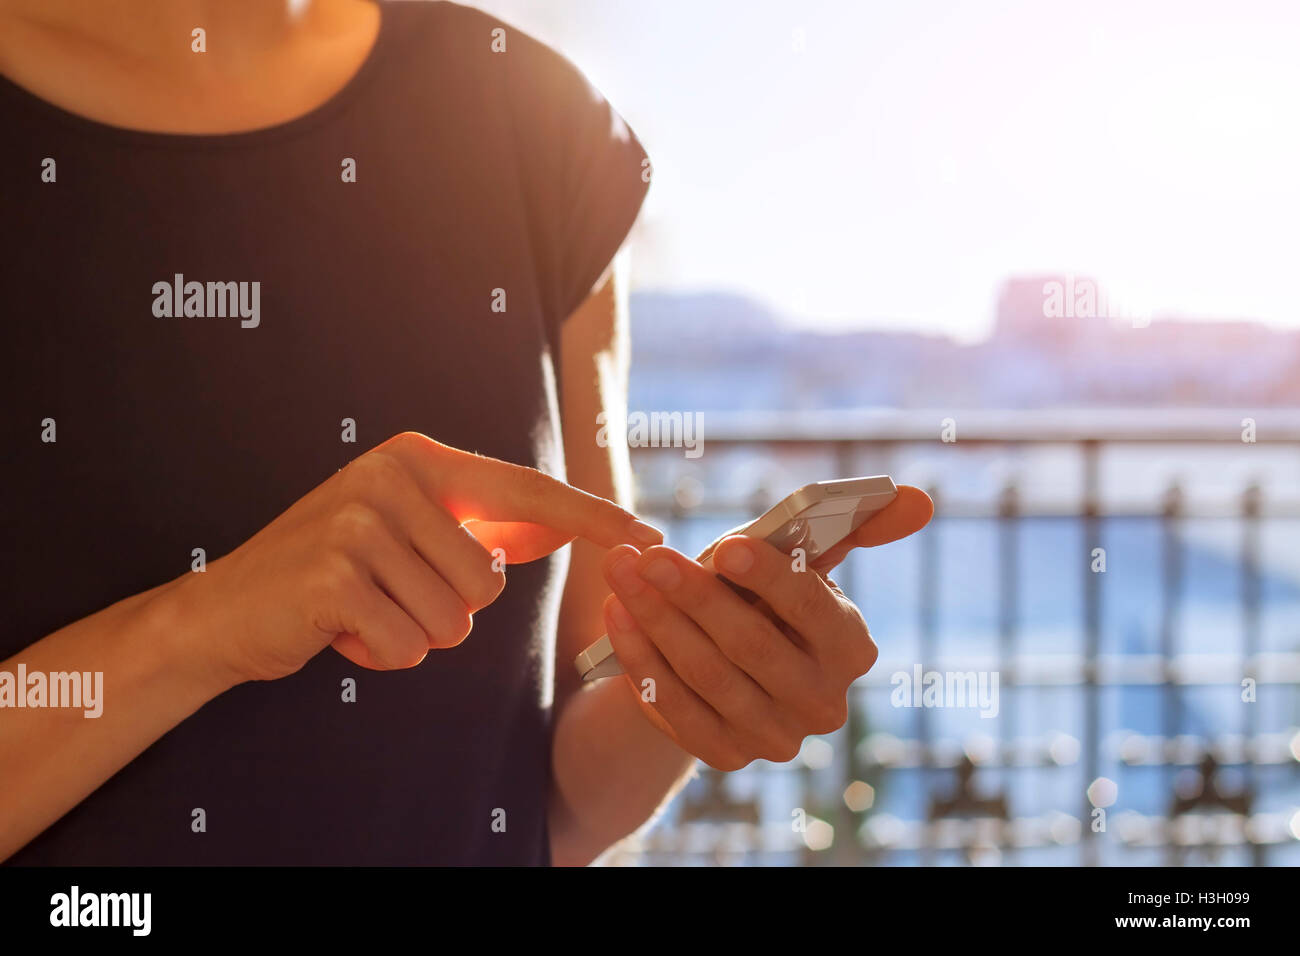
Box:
638;556;681;591
609;553;645;593
627;519;664;546
716;538;754;575
607;598;635;633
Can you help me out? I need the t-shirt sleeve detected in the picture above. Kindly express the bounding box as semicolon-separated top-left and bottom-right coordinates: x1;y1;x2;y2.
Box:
503;26;651;326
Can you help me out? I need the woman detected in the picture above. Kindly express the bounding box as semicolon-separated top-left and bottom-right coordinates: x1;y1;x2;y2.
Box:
0;0;932;865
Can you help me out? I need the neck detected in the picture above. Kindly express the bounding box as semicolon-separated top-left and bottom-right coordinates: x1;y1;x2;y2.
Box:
1;1;319;65
0;0;379;134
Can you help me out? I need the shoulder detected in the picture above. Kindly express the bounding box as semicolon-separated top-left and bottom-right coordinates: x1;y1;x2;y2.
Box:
380;0;609;113
380;0;506;37
380;1;575;71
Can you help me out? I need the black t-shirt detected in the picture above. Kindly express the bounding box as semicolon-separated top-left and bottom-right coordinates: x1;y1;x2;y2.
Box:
0;0;649;865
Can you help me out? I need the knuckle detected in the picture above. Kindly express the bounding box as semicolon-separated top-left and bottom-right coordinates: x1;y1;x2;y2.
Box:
375;638;426;670
789;584;826;625
468;574;506;613
315;552;363;600
358;449;408;489
605;620;637;656
329;502;383;548
769;736;804;764
706;748;750;773
463;555;507;611
746;725;797;764
513;465;551;498
429;609;473;648
683;655;734;698
396;640;430;669
451;609;474;644
736;624;780;669
812;697;849;734
858;634;879;672
338;455;379;495
388;430;428;452
848;622;879;674
607;627;651;677
366;647;394;670
366;637;399;670
381;431;443;468
391;614;433;665
830;696;851;730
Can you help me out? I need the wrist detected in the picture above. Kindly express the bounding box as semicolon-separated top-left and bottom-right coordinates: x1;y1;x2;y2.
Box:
130;571;245;701
589;674;698;771
551;677;697;865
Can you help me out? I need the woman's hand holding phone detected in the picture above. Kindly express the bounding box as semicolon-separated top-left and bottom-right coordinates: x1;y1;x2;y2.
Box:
599;485;933;770
168;431;662;689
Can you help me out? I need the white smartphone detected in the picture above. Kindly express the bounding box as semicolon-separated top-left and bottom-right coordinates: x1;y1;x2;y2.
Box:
573;475;898;682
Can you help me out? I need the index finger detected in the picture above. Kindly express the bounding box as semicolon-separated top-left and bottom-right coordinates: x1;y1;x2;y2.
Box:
379;432;664;550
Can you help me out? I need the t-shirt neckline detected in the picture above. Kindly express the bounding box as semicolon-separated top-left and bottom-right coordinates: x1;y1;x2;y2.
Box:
0;1;394;150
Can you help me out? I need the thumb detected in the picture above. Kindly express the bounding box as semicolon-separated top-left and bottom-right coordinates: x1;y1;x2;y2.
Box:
812;485;934;571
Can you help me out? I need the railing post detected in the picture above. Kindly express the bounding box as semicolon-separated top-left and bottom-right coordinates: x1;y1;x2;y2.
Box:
1082;440;1101;866
998;478;1020;865
1160;481;1184;865
918;484;940;864
1241;482;1263;866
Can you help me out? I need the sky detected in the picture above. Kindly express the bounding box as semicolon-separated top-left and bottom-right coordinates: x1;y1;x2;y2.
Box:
474;0;1300;342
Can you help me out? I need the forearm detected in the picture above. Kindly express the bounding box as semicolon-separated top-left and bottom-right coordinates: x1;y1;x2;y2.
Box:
0;576;235;860
549;673;697;866
551;254;691;864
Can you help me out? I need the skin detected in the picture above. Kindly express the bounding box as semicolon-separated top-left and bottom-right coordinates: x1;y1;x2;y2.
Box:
0;0;934;865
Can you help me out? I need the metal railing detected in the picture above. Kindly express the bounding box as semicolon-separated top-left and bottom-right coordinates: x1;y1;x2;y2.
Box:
606;410;1300;866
